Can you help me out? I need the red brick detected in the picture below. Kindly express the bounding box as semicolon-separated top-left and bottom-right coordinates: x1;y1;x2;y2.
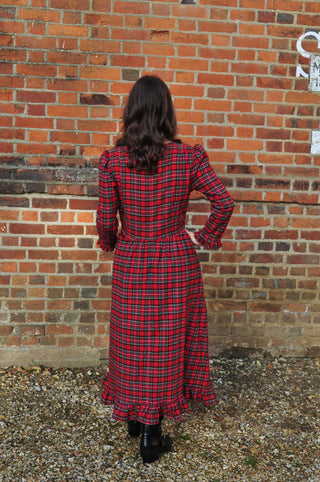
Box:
58;238;75;248
232;36;269;49
28;250;59;260
47;225;83;235
198;73;233;86
170;84;204;97
256;128;290;140
47;105;88;119
176;110;203;124
197;125;234;137
171;31;209;45
257;77;293;90
176;46;196;59
287;255;319;265
205;0;236;6
21;336;40;346
69;276;99;285
61;251;97;261
177;19;196;31
47;324;74;335
199;47;234;60
84;13;120;25
50;131;90;144
176;72;195;84
63;10;81;23
0;210;18;220
58;337;74;347
112;28;150;41
91;0;111;10
151;3;170;16
94;336;109;347
15;63;57;77
0;33;14;46
227;139;263;151
237;50;255;62
47;51;87;65
0;262;17;273
251;303;282;313
111;55;146;68
0;48;27;63
169;58;209;71
38;263;55;273
145;16;176;30
113;1;149;14
20;237;37;248
208;20;238;33
23;300;45;310
50;0;90;9
228;113;265;125
18;143;54;156
14;114;53;127
18;8;59;22
207;138;225;149
230;9;255;21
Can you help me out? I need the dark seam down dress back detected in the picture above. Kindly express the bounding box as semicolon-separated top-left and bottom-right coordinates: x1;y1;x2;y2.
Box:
96;142;234;425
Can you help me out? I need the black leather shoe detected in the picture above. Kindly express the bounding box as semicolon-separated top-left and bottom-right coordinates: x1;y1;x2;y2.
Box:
140;419;173;464
128;420;141;437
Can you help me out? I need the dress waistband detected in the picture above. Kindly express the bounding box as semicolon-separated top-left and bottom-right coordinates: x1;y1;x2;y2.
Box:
118;226;186;242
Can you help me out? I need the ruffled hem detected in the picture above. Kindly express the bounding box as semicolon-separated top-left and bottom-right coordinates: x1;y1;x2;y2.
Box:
101;385;217;425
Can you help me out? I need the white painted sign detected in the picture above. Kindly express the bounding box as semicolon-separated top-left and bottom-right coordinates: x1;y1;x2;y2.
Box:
309;55;320;91
296;34;320;154
296;31;320;78
311;130;320;155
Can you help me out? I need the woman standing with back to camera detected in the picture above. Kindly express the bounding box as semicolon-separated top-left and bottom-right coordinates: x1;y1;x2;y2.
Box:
96;75;234;464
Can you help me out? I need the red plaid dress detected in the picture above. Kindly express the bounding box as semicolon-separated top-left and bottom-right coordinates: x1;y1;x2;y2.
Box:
97;142;234;425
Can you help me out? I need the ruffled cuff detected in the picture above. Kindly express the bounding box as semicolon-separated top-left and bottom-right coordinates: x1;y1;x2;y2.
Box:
97;236;117;252
194;230;222;250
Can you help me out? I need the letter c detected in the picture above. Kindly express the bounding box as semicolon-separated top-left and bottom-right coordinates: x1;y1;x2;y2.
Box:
296;31;320;59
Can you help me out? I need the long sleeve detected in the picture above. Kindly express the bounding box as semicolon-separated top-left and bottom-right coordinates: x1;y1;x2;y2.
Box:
190;144;234;250
96;150;119;252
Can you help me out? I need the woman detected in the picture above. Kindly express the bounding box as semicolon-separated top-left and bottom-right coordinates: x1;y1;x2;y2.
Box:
96;75;234;464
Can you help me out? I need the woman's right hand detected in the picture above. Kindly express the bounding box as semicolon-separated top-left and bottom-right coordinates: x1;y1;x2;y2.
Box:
186;229;201;246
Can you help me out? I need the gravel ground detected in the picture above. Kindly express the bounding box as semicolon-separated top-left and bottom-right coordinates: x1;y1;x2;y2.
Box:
0;358;319;481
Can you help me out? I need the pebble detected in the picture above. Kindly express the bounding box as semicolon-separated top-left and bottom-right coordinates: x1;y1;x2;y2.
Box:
0;359;319;481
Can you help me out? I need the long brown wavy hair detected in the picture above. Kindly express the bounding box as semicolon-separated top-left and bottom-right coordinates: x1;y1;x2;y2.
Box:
116;75;179;174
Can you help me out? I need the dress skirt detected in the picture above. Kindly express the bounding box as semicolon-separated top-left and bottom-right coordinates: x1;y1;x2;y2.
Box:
101;228;216;424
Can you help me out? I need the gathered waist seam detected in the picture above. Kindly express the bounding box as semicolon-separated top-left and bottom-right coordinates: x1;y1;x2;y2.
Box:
118;226;186;242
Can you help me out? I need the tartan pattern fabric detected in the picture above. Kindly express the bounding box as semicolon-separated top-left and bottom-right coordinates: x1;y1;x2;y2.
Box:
97;143;234;425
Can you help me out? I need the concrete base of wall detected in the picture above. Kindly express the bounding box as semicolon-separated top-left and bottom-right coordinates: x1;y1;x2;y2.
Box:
0;347;101;368
1;340;319;369
208;337;320;358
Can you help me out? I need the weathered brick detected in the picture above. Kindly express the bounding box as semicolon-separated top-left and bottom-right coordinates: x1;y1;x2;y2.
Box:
46;324;74;335
1;0;320;363
80;94;113;105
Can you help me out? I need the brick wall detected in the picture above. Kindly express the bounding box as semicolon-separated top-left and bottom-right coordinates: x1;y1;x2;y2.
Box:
1;0;320;367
